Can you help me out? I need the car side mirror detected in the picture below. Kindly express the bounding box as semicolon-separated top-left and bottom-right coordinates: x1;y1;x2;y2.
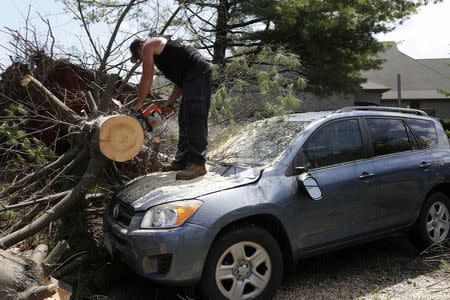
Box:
297;173;323;200
294;166;309;175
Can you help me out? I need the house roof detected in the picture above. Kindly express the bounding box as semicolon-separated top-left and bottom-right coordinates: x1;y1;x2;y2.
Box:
382;89;448;100
417;58;450;78
361;44;450;100
360;80;391;91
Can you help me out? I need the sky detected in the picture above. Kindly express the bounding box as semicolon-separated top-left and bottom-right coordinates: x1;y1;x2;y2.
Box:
0;0;449;68
375;0;450;59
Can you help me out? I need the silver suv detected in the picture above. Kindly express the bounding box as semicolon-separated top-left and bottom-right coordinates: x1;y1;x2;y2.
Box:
104;107;450;299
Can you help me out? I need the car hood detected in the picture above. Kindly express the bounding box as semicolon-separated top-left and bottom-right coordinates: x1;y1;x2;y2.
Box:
116;166;263;211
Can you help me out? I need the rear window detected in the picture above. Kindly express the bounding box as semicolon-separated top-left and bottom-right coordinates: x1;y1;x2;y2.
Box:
407;119;438;149
365;118;412;156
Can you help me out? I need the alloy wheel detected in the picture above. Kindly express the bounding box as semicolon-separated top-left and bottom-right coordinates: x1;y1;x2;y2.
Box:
426;201;450;243
215;241;272;300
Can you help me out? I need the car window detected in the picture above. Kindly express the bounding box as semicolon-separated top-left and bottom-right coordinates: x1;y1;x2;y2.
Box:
407;119;438;149
296;119;364;169
365;118;412;156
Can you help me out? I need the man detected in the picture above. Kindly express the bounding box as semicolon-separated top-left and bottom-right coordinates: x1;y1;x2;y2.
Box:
130;37;211;180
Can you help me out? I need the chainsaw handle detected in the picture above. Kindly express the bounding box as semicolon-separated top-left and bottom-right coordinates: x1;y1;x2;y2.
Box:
128;109;153;132
145;99;166;105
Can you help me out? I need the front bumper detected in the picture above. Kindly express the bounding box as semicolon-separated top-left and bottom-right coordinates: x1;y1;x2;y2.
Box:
103;207;214;285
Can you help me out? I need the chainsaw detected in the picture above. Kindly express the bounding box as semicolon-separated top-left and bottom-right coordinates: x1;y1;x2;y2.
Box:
130;100;176;134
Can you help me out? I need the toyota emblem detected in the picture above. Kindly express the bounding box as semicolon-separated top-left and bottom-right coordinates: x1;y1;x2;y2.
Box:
112;204;120;219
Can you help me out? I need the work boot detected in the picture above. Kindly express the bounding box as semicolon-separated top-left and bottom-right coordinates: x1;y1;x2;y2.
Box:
161;161;186;172
176;163;207;180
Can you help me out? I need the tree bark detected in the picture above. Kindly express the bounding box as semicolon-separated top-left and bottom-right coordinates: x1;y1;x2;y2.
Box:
0;242;70;300
212;0;230;64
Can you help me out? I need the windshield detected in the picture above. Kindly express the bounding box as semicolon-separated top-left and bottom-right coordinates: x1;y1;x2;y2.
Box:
209;117;312;167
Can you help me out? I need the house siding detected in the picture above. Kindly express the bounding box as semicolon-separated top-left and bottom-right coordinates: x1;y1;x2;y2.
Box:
294;92;355;112
381;99;450;119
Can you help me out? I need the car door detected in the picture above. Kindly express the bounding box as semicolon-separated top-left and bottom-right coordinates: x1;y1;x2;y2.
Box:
293;118;377;249
363;117;431;227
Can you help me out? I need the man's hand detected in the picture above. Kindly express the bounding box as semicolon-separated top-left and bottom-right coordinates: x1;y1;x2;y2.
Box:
162;99;173;109
132;97;144;112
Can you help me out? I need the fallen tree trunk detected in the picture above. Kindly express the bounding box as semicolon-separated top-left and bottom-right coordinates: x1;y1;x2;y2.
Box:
0;74;145;249
0;241;71;300
98;115;144;162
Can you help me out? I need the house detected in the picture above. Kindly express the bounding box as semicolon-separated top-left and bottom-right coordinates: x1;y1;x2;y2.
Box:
357;44;450;118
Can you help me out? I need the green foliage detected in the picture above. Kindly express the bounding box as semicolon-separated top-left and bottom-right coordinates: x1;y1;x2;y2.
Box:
439;89;450;97
211;47;305;122
439;260;450;271
279;93;302;110
273;51;301;71
0;210;18;221
0;103;55;169
241;0;433;93
257;71;270;95
210;86;233;121
440;119;450;131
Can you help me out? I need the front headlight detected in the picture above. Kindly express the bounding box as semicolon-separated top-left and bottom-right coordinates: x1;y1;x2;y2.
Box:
140;200;202;229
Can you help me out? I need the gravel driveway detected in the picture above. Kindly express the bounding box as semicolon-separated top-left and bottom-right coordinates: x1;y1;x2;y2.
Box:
100;236;448;300
274;236;449;300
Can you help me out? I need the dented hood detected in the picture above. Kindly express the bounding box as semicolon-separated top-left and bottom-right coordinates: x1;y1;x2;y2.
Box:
116;167;262;211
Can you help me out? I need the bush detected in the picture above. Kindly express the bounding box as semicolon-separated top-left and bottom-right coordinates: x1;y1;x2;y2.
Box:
441;119;450;131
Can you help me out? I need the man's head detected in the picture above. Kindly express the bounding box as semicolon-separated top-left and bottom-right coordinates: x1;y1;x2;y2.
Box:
130;38;145;63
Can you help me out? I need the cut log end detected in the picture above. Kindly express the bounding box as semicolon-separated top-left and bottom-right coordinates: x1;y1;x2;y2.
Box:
20;75;32;87
99;115;144;162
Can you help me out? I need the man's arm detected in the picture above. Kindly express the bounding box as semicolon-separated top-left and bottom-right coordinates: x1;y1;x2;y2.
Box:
165;85;182;107
133;42;156;110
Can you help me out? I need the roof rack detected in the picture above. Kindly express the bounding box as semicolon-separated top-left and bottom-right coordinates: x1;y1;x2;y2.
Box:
337;106;428;116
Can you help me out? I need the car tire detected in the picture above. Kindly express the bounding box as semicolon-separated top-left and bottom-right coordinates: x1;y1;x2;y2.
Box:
411;192;450;248
199;226;283;300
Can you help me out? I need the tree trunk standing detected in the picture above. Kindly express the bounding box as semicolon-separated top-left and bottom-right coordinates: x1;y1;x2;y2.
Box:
212;0;231;64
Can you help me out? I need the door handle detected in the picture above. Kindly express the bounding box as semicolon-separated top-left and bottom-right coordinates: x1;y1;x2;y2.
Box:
419;162;432;169
359;172;374;180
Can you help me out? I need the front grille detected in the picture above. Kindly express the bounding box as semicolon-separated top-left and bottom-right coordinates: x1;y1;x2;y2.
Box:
110;197;134;227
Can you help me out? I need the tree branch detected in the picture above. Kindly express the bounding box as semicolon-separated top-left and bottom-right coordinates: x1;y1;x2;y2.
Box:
203;18;267;32
0;191;71;212
0;145;78;201
20;75;84;124
0;149;109;249
75;0;102;61
98;0;137;73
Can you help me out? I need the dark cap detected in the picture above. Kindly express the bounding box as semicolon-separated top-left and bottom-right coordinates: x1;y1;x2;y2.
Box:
129;38;144;63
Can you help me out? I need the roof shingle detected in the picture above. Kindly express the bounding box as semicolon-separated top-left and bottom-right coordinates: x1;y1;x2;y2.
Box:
361;44;450;100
